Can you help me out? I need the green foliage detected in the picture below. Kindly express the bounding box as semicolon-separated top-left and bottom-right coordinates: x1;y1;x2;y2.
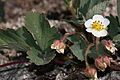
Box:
68;35;87;61
88;43;105;59
117;0;120;23
16;27;39;50
25;12;59;65
79;0;109;18
0;28;30;51
65;18;85;26
68;34;87;49
107;16;120;38
86;1;109;19
113;34;120;47
70;43;84;61
113;34;120;42
25;12;58;52
64;0;110;21
27;48;55;65
0;12;59;65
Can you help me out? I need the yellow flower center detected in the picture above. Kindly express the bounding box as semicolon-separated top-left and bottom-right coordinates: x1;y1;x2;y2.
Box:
92;21;105;31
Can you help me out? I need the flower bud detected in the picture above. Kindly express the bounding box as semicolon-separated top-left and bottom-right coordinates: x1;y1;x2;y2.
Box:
95;57;107;71
51;40;66;54
84;66;98;79
102;56;110;66
95;56;110;71
102;40;117;54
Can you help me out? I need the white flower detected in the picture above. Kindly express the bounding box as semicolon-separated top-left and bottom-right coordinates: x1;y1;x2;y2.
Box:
103;40;118;54
84;15;110;37
51;40;66;54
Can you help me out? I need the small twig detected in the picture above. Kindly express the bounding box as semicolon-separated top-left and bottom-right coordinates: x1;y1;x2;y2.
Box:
110;64;120;71
84;43;94;66
0;60;28;68
109;59;120;71
53;60;65;65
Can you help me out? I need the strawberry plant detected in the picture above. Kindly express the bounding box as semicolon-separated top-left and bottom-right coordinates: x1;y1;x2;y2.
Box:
0;0;120;79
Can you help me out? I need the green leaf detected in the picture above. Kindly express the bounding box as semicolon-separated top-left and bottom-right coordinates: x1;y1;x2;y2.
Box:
107;16;120;38
86;1;109;19
25;12;59;65
68;34;87;49
65;18;84;26
68;35;80;42
0;27;40;51
68;34;87;61
0;29;29;51
88;43;105;59
79;0;90;15
117;0;120;23
88;0;107;9
27;48;56;65
79;0;108;16
16;27;39;50
113;34;120;42
70;44;84;61
25;12;58;52
113;34;120;47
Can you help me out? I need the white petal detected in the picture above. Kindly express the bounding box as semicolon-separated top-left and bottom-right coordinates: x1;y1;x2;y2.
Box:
103;18;110;27
110;47;116;53
92;30;101;37
94;72;98;80
86;28;93;32
59;49;64;53
51;44;55;49
56;49;61;53
93;15;104;22
84;19;93;28
99;30;108;37
56;49;64;53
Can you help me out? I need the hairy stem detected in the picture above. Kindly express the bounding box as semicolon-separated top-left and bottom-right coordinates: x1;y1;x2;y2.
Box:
85;43;94;66
60;32;76;42
79;32;89;45
95;37;100;52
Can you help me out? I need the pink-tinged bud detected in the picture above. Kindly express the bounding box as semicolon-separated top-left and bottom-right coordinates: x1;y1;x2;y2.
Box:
102;56;110;66
95;57;107;71
95;56;110;71
51;40;66;54
102;40;117;54
84;66;98;79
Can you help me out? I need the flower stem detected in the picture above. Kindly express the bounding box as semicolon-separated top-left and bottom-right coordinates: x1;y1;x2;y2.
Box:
79;32;89;45
85;43;94;66
95;37;100;52
60;32;76;42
